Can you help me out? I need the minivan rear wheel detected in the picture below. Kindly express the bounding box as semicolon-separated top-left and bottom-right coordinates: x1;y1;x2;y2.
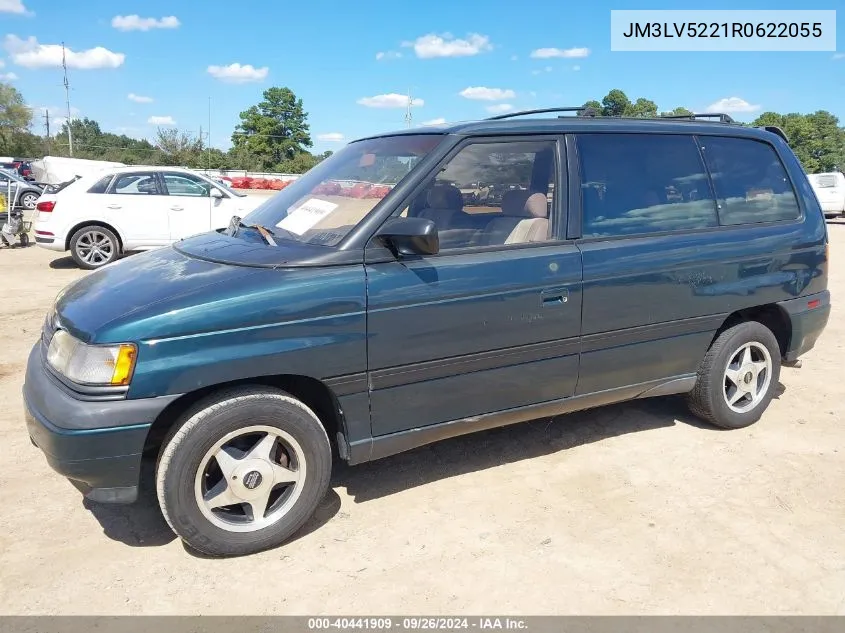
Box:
69;225;120;269
687;321;781;429
155;387;332;557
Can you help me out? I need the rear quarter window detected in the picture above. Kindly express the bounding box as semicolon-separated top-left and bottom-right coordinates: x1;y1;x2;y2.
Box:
87;175;113;194
700;137;801;226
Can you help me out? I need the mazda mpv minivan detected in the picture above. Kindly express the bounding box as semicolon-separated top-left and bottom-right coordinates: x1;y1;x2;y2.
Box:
24;108;830;556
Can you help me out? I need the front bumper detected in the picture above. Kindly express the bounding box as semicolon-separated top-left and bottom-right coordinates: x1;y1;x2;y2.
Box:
778;290;831;362
23;343;179;504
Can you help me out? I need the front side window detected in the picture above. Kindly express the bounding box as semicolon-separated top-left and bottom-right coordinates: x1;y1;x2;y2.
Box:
700;137;801;225
402;140;556;250
240;135;442;247
577;133;719;238
162;172;212;197
111;173;159;195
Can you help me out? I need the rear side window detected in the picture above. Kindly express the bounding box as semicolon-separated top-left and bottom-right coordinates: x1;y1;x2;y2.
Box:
87;175;113;194
577;133;718;238
700;137;800;225
111;173;159;195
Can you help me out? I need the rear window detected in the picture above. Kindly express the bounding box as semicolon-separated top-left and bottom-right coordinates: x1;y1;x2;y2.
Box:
87;175;113;194
811;174;838;188
700;137;800;225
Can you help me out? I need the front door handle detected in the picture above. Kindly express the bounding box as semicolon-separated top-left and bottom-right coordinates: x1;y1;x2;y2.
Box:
106;204;121;210
170;206;184;211
541;287;569;306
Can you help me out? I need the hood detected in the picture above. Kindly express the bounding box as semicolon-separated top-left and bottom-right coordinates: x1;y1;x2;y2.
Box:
53;244;366;344
173;230;362;267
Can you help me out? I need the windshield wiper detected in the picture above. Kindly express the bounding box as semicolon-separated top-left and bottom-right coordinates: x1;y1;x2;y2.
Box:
236;220;278;246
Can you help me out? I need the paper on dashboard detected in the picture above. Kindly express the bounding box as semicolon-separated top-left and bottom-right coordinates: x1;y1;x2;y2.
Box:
277;198;338;235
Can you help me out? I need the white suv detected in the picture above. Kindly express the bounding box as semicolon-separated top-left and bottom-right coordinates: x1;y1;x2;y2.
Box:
808;171;845;218
34;167;266;268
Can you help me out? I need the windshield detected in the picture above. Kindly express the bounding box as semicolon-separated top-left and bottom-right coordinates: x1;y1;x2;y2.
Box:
0;168;24;183
239;134;443;247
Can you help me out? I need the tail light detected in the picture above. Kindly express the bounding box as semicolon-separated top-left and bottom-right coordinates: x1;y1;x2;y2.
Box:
36;200;55;212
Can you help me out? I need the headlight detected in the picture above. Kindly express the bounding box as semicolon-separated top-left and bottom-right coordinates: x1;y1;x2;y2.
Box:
46;330;137;386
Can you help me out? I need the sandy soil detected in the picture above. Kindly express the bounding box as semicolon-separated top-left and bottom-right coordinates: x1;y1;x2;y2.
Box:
0;222;844;615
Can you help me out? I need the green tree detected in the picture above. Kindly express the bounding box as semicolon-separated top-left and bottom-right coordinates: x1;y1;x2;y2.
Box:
231;87;313;171
670;106;693;117
581;100;602;115
155;127;205;166
751;111;845;172
601;89;631;117
628;97;658;118
0;82;32;154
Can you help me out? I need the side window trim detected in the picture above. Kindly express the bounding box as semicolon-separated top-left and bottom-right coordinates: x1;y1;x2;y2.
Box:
365;134;569;256
565;134;582;240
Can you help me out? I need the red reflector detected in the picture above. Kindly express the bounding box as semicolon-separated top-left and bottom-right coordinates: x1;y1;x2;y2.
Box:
808;299;821;309
35;201;55;212
35;230;54;236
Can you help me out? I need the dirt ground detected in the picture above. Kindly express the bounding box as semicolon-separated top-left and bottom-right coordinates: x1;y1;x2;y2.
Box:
1;221;844;615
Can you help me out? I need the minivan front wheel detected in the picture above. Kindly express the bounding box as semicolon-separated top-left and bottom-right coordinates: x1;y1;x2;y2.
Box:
69;226;120;269
687;321;781;429
156;387;332;557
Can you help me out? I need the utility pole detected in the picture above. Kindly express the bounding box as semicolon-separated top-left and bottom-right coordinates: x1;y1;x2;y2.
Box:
404;88;413;128
43;109;51;155
207;96;212;170
62;42;73;157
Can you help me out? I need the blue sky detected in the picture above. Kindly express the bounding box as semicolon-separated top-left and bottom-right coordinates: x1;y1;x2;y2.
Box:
1;0;842;153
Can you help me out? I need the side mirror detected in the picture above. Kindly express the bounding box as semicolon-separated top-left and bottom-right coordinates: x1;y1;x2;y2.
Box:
376;216;439;257
210;188;225;199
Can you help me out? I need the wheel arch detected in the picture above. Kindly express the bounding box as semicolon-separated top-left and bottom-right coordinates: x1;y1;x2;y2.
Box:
65;221;125;253
713;303;792;359
143;374;347;460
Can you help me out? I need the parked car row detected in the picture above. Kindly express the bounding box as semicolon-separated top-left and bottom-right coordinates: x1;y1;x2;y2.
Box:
0;157;35;181
0;168;44;210
32;166;265;268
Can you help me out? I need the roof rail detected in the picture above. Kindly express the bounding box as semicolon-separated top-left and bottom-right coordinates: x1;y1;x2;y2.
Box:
485;106;595;121
659;112;737;124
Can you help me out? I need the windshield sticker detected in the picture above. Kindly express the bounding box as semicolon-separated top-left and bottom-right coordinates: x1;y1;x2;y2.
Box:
277;198;338;235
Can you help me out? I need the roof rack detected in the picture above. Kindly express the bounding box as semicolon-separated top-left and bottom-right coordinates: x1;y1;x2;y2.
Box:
485;106;596;121
659;112;737;124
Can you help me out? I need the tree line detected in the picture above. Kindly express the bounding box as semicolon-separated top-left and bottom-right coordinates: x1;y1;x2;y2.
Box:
1;82;844;175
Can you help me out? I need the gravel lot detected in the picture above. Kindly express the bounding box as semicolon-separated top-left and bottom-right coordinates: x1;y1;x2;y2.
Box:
1;221;843;615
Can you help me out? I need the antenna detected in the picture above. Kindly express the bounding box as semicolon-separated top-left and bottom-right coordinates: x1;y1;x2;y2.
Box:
61;42;73;157
404;88;413;128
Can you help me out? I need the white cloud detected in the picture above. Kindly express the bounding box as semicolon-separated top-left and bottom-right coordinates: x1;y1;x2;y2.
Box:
572;65;581;71
510;55;518;61
459;86;515;101
0;71;17;80
148;115;175;125
357;93;424;108
0;59;4;67
128;92;153;103
403;33;492;59
485;104;514;114
111;15;180;31
530;47;590;59
207;62;268;83
531;70;541;75
706;97;761;114
317;132;345;142
421;117;447;126
376;51;402;61
4;35;124;69
833;53;845;60
0;0;31;15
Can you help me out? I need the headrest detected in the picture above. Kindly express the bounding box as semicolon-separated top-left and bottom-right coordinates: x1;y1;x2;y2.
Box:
501;190;547;218
427;183;463;210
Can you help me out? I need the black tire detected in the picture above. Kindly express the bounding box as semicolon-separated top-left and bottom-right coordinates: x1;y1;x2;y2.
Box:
19;192;38;210
687;321;781;429
19;232;29;247
69;225;120;269
156;386;332;557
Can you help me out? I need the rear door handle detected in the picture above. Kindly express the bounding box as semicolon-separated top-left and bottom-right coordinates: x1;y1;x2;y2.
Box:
541;287;569;306
170;206;184;211
106;204;121;210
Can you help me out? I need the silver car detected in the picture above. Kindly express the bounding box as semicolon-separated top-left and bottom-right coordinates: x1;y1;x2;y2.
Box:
0;168;43;210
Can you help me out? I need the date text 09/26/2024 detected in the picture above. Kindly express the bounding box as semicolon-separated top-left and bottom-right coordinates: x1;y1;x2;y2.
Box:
307;618;527;630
